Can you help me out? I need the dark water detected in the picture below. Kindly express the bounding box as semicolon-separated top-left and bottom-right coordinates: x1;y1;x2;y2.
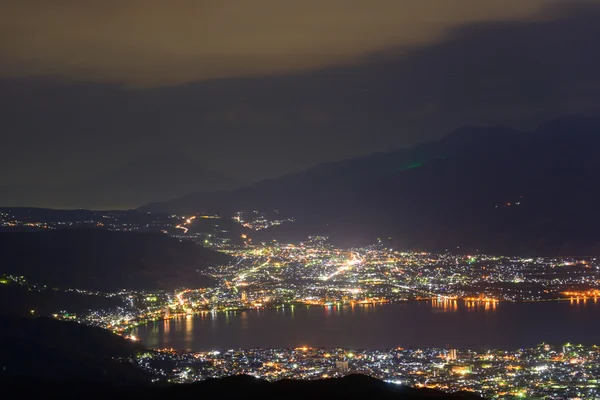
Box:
133;299;600;351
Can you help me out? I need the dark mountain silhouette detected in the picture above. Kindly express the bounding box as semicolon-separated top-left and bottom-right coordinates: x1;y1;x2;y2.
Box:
0;151;240;210
143;116;600;255
143;125;522;212
0;281;124;317
4;372;483;400
0;314;146;383
0;229;231;291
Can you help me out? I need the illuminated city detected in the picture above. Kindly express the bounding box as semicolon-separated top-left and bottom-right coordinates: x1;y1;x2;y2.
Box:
4;3;600;398
3;208;600;398
133;343;600;399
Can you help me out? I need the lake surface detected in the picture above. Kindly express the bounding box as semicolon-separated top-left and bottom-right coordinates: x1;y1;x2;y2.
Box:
133;299;600;351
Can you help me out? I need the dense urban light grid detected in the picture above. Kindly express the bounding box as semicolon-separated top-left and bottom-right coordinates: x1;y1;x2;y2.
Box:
131;344;600;399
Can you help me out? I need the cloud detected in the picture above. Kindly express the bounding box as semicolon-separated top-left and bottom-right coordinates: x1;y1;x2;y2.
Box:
0;0;550;86
2;1;600;189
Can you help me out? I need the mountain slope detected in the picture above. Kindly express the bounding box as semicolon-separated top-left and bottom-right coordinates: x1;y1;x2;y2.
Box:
3;373;483;399
143;125;523;213
143;116;600;255
73;150;239;209
0;151;240;210
0;229;231;291
0;314;145;383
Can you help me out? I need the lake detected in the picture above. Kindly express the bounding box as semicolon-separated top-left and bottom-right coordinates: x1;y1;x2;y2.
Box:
133;299;600;351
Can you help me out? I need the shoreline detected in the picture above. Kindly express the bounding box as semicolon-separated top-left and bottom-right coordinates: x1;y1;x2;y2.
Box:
121;296;600;335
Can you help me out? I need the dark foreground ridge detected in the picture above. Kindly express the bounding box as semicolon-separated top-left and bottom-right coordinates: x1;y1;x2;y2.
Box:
0;314;483;399
3;375;483;400
0;314;145;383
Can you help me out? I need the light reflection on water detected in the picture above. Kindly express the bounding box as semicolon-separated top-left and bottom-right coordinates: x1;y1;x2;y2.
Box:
431;298;459;312
184;314;193;347
133;300;600;351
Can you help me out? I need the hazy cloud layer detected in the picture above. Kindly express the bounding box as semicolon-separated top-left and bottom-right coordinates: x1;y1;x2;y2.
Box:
1;0;550;86
1;1;600;193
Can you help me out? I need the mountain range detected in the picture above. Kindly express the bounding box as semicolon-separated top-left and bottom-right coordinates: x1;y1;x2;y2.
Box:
142;116;600;255
0;151;240;210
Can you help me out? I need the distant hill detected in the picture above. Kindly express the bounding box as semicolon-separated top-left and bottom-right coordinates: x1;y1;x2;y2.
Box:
142;116;600;255
0;314;146;383
0;229;231;291
0;281;124;317
4;373;483;399
0;151;240;210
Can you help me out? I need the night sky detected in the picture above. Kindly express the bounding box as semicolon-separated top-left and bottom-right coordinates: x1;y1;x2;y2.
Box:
1;1;600;191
